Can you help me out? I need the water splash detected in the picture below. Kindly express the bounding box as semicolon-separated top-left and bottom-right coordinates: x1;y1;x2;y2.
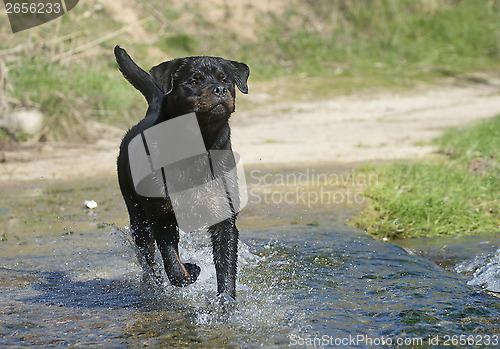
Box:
115;226;292;339
455;247;500;292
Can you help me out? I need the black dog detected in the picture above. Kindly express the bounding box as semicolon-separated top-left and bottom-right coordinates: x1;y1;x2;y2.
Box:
114;46;249;300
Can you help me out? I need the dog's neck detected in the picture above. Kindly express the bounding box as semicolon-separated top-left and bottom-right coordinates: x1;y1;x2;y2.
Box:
198;119;231;150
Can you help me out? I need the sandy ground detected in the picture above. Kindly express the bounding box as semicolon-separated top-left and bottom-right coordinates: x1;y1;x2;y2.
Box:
232;82;500;165
1;82;500;183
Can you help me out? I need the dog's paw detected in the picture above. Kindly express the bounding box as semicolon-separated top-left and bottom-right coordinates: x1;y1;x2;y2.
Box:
215;293;236;320
184;263;201;283
169;263;201;287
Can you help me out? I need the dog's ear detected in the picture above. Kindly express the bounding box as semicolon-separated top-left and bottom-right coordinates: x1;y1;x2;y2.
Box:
226;60;250;94
149;59;184;95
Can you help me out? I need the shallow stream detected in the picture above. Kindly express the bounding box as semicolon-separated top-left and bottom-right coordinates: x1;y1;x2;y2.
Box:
0;168;498;348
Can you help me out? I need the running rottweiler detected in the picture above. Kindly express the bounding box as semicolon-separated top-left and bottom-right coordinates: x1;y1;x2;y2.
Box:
114;46;249;300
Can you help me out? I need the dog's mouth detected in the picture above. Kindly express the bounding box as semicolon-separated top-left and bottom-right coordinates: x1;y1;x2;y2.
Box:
209;103;230;115
196;103;232;123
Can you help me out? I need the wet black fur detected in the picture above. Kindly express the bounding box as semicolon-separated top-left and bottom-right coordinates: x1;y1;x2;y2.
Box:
114;46;249;299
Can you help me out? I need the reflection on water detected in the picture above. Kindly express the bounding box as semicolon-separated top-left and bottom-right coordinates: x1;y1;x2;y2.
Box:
0;174;499;348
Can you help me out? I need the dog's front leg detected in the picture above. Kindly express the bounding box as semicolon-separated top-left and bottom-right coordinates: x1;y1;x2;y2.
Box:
149;213;201;287
209;216;239;299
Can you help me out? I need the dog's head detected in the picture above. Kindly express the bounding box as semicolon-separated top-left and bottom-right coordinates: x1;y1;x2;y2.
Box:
150;56;249;127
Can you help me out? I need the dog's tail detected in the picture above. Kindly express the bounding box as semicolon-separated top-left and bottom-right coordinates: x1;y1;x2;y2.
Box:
114;45;162;105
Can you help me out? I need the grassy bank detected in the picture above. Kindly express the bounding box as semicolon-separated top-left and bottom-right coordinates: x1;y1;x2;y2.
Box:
353;115;500;239
4;60;145;142
1;0;500;141
245;0;500;80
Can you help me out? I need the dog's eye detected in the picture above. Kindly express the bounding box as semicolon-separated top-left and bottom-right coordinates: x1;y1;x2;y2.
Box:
189;74;203;86
219;73;226;83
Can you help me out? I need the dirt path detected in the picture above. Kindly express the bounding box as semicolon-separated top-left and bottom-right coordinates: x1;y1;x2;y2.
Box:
232;83;500;165
1;83;500;183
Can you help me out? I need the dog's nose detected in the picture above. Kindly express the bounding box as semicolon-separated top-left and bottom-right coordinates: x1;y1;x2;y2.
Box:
212;84;227;97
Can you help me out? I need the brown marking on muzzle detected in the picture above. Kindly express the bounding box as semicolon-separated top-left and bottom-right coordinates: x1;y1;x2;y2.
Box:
195;88;233;113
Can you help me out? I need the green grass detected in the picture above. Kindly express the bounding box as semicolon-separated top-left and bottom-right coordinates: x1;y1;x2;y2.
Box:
1;0;500;141
243;0;500;80
159;33;200;55
434;114;500;164
0;1;147;141
8;59;145;141
354;115;500;239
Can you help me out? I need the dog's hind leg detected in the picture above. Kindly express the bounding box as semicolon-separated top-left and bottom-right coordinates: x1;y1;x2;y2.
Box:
209;216;239;300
